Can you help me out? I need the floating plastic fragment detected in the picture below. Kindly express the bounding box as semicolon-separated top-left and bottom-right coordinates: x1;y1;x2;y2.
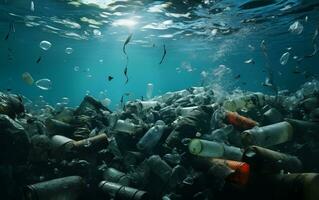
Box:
211;29;218;36
101;98;111;107
35;79;52;90
280;52;290;65
22;72;34;85
288;21;303;35
93;29;102;36
65;47;73;54
74;66;80;71
61;97;69;105
39;41;52;51
244;58;255;64
30;1;34;12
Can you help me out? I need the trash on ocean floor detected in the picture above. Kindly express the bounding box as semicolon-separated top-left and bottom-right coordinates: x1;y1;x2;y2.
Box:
1;80;319;200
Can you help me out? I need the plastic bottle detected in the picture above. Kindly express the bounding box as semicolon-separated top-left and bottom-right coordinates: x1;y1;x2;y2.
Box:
146;83;154;100
242;145;302;174
225;111;258;130
139;100;160;110
24;176;85;200
210;158;250;186
51;134;108;158
262;108;283;125
99;181;149;200
147;155;172;183
114;119;138;135
241;122;293;147
137;120;166;151
263;173;319;200
223;92;273;111
285;118;319;137
188;139;243;161
103;168;130;186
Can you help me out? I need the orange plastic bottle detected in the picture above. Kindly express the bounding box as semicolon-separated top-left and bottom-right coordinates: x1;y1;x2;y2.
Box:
225;111;258;130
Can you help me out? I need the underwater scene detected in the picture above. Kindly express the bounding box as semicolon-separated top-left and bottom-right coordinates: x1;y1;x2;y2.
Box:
1;0;319;199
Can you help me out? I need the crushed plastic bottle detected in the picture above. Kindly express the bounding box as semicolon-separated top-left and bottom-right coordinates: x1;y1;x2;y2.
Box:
35;79;52;90
39;41;52;51
280;52;290;65
65;47;74;55
288;21;304;35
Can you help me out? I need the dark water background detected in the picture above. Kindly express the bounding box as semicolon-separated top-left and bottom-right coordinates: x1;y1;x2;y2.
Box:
0;0;318;109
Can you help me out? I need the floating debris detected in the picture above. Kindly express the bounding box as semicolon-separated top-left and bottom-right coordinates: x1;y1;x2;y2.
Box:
159;44;167;65
289;21;303;35
74;66;80;72
123;33;133;84
108;76;114;81
22;72;34;85
124;66;128;84
234;74;241;79
93;29;102;36
35;79;52;90
146;83;154;100
4;22;14;41
36;56;42;64
280;52;290;65
244;58;255;64
123;33;133;57
61;97;69;105
39;41;52;51
65;47;74;55
31;1;34;12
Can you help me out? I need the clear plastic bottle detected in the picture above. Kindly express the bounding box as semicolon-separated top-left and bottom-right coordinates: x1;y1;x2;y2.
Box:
113;119;137;135
241;121;293;147
223;92;272;111
188;139;243;161
136;120;165;151
147;155;172;183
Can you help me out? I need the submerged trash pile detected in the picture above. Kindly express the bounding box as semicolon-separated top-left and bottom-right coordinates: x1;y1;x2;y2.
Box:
1;80;319;200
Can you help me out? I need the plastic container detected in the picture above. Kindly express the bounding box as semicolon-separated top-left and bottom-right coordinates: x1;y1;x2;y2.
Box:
50;135;75;158
265;173;319;200
73;133;108;150
147;155;172;183
241;122;293;147
139;100;160;110
146;83;153;100
136;121;165;151
24;176;85;200
211;158;250;186
223;92;270;111
225;111;258;130
99;181;149;200
103;168;130;186
114;120;137;135
188;139;243;161
242;145;302;174
285;118;319;137
262;108;283;125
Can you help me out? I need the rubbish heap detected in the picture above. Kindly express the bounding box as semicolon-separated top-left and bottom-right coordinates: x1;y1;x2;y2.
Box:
1;80;319;200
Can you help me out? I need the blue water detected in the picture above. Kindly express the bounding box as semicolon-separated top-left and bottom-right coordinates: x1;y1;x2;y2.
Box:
0;0;318;110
